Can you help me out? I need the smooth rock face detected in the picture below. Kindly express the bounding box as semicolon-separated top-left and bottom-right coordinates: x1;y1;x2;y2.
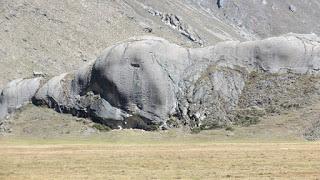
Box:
212;34;320;73
2;34;320;129
90;37;190;123
0;78;42;119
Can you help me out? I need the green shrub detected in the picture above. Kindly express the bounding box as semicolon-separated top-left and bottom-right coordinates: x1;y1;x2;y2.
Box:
125;115;159;131
92;123;111;132
190;127;201;134
166;117;180;128
199;121;223;130
265;106;281;114
225;126;234;131
235;114;260;127
234;106;265;127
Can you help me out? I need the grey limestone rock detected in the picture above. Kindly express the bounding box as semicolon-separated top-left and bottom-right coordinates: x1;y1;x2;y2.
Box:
0;77;42;119
2;34;320;130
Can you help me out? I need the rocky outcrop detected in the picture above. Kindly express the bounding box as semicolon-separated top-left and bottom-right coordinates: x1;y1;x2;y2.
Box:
146;7;204;46
33;36;191;129
1;34;320;130
0;77;43;119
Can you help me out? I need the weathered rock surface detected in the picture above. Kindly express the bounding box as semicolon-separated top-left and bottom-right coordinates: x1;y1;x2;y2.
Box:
1;34;320;130
0;78;42;119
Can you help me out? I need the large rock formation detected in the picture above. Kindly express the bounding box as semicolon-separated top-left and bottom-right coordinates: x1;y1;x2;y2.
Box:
1;34;320;130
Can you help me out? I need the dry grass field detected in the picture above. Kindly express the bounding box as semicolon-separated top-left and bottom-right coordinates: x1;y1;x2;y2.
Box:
2;104;320;179
0;138;319;180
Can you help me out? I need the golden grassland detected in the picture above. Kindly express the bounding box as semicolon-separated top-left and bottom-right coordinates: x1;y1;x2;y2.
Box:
2;101;320;179
0;136;319;180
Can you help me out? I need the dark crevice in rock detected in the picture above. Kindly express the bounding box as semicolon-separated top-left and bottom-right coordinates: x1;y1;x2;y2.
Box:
217;0;224;8
130;63;140;68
